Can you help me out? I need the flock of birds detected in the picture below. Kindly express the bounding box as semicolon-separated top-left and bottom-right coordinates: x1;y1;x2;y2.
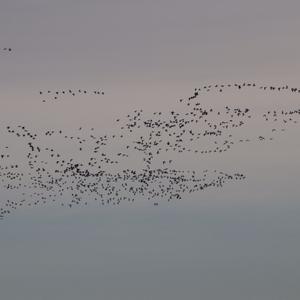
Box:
1;47;300;219
39;89;105;102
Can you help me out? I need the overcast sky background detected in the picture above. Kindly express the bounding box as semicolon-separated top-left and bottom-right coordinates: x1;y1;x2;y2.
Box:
1;1;300;299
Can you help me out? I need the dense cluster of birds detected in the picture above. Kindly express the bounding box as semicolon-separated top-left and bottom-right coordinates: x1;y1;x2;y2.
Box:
39;89;105;102
0;81;300;219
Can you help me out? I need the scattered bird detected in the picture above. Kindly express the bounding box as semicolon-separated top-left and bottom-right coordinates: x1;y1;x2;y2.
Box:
1;47;12;53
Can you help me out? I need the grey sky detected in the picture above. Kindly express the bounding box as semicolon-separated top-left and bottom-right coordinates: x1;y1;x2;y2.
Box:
1;0;300;299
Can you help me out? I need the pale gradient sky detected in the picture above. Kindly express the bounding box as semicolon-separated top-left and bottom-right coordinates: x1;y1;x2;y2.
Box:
1;1;300;299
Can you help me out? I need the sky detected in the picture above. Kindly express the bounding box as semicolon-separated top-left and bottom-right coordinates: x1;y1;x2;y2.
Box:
0;0;300;299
